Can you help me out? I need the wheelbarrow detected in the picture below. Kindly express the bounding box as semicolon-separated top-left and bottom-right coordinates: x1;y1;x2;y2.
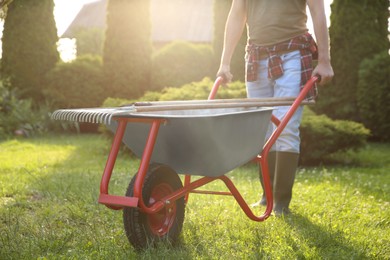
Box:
51;76;319;250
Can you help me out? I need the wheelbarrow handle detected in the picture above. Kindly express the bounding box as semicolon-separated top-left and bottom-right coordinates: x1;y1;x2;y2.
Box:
208;76;225;100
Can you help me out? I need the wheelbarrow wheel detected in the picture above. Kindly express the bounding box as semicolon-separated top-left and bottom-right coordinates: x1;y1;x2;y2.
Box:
123;163;185;250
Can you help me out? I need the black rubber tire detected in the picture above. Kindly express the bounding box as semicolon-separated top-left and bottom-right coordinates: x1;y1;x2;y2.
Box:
123;163;185;250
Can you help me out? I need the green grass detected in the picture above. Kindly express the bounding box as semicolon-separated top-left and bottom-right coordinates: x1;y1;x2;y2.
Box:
0;134;389;259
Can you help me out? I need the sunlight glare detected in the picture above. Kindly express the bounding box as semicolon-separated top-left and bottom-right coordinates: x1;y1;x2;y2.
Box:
57;38;77;62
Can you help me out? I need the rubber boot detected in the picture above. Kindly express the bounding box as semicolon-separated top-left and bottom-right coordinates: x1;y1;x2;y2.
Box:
251;152;276;207
273;152;299;216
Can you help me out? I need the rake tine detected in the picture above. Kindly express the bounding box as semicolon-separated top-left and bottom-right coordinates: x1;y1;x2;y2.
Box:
87;112;94;123
78;111;86;123
85;111;92;123
101;112;110;125
105;112;113;125
81;111;88;123
64;111;72;121
84;111;92;122
99;112;106;124
90;112;96;123
93;113;100;124
99;112;107;124
65;110;73;121
57;110;64;120
51;108;135;124
71;111;79;122
102;113;109;125
70;111;78;122
51;111;58;120
90;111;97;123
67;111;74;121
108;113;115;125
61;111;68;121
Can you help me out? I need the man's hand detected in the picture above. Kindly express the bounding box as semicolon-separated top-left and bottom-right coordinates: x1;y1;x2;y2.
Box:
216;64;233;84
313;60;334;85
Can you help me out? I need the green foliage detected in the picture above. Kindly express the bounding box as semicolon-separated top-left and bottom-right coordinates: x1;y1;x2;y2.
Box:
315;0;389;120
151;41;214;90
300;107;370;165
103;0;152;99
1;0;59;102
357;51;390;141
74;28;105;56
102;97;136;108
0;81;51;139
103;78;246;103
148;77;246;101
44;55;105;109
213;0;247;82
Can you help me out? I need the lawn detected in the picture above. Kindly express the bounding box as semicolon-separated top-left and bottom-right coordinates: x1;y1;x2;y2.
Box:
0;134;389;259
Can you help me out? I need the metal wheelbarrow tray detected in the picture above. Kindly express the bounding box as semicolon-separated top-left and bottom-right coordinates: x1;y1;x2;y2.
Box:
108;106;272;177
51;76;319;250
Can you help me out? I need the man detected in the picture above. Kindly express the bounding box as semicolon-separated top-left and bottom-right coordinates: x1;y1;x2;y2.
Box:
217;0;334;216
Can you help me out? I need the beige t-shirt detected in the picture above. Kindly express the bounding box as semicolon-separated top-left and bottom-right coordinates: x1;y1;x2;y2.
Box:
246;0;308;46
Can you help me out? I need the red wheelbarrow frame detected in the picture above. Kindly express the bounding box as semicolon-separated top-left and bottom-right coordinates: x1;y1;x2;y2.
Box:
98;76;319;221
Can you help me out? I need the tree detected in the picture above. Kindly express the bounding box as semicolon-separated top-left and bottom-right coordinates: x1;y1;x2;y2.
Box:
1;0;59;102
103;0;152;99
213;0;247;82
315;0;389;121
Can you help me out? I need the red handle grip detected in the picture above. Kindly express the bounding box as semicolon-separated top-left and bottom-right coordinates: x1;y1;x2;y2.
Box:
208;77;225;100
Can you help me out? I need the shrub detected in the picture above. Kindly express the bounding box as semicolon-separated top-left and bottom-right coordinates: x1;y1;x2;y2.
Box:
151;41;214;90
357;51;390;141
44;55;105;109
300;107;370;165
0;81;51;139
101;78;220;108
102;97;137;108
144;77;246;101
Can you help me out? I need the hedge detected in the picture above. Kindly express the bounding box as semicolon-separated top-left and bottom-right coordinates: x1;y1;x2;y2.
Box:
0;81;51;138
300;107;369;165
357;51;390;141
44;55;105;109
151;42;214;91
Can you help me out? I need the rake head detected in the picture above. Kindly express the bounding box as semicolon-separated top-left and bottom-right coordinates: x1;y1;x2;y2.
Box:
51;107;134;125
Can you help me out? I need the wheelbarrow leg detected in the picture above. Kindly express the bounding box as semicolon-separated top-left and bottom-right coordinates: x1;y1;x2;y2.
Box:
133;120;162;210
99;120;132;210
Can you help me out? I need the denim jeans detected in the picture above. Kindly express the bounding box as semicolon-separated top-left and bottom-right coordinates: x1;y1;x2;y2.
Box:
246;50;303;153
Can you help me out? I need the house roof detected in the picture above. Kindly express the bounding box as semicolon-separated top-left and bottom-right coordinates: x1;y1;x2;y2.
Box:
61;0;106;38
61;0;213;43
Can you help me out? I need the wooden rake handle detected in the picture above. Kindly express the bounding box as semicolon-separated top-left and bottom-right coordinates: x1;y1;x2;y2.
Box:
133;98;315;113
